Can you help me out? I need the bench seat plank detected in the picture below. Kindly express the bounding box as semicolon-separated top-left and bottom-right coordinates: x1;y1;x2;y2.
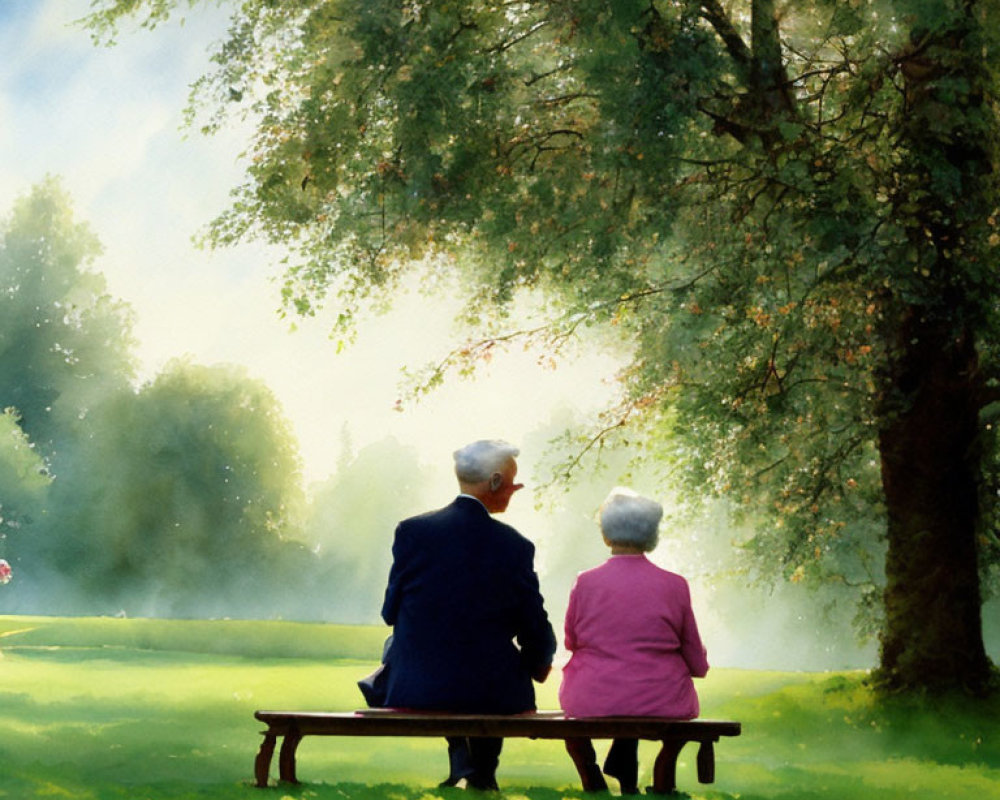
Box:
256;709;740;739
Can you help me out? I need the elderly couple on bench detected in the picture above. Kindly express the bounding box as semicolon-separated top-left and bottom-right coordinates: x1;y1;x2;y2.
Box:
359;439;709;794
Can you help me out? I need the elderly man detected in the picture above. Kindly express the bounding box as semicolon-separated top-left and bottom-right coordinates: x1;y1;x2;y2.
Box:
379;439;556;790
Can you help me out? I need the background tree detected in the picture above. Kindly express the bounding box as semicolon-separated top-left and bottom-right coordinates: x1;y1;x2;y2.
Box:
0;178;135;457
0;410;50;579
86;0;1000;694
18;360;307;618
300;436;429;622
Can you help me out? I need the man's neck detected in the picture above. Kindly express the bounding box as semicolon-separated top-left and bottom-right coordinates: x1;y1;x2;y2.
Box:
458;492;490;513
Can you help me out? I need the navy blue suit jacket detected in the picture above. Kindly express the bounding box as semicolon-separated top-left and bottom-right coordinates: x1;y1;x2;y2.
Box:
380;496;556;714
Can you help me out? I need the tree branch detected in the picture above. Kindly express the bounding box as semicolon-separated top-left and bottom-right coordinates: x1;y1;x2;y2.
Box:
699;0;752;76
487;18;549;54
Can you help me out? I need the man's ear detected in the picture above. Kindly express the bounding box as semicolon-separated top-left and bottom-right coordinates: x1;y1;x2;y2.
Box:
489;473;503;491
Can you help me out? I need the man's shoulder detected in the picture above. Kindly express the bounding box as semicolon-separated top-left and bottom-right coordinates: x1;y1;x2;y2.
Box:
396;497;486;533
396;496;457;521
397;498;534;551
490;516;533;548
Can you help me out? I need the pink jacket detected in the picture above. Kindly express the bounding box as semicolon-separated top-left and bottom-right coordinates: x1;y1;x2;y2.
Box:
559;555;709;719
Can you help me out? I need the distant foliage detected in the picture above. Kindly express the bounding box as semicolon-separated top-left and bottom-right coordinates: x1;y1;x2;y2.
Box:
0;183;321;619
0;410;49;556
19;361;306;617
301;437;429;623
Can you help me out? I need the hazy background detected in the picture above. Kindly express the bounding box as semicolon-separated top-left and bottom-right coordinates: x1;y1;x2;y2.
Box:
0;0;884;671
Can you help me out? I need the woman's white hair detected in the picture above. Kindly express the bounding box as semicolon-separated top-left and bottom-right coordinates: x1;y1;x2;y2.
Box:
599;487;663;551
453;439;519;483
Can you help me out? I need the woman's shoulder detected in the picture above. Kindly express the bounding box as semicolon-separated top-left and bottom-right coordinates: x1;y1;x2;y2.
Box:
651;561;692;586
576;555;686;582
620;558;694;597
646;558;689;579
574;554;693;580
612;554;688;578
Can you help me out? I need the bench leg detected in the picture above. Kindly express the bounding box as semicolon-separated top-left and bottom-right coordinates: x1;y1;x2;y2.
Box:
696;739;716;783
650;739;685;795
278;732;303;783
255;733;277;788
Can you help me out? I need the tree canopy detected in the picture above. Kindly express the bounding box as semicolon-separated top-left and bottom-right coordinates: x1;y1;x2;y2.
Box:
86;0;1000;693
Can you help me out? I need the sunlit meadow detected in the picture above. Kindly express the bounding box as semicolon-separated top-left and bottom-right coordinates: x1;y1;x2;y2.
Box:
1;616;997;799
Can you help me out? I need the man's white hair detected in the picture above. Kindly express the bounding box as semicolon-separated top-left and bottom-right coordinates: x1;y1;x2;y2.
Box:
453;439;520;483
599;487;663;551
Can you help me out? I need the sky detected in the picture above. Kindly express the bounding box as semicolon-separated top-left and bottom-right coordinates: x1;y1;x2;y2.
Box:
0;0;625;491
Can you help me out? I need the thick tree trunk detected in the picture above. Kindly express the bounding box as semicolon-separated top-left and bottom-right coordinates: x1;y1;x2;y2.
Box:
877;314;993;693
871;2;997;695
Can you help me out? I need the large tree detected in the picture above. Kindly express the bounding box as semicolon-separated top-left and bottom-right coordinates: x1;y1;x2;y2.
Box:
88;0;1000;693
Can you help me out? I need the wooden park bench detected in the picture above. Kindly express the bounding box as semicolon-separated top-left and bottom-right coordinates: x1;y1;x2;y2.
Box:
253;708;741;793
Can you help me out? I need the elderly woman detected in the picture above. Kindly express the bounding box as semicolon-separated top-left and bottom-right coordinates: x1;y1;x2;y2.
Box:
559;488;709;794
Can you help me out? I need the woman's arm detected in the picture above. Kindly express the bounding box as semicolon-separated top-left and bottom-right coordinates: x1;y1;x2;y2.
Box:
678;580;710;677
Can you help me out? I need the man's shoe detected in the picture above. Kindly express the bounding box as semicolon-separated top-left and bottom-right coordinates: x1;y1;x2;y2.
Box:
466;774;499;791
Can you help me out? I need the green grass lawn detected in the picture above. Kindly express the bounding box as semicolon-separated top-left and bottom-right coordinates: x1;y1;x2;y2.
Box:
1;615;998;799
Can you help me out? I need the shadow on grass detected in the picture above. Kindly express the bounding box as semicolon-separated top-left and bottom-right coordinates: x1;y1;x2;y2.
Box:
812;675;1000;768
713;672;1000;768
